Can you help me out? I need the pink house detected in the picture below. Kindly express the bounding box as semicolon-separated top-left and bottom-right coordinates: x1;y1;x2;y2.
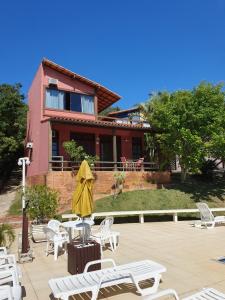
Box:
26;59;154;179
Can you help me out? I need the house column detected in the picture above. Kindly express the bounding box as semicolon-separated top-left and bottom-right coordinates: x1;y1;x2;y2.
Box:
95;134;100;157
94;93;98;120
48;122;52;171
113;131;117;171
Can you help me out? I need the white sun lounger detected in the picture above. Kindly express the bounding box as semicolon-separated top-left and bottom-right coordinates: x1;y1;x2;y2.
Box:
49;259;166;300
144;287;225;300
196;203;225;228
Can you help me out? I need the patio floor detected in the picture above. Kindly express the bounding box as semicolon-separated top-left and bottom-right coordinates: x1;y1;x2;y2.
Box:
11;221;225;299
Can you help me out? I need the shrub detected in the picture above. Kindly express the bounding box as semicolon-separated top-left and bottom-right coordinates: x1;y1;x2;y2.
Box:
63;139;99;166
0;224;15;247
113;171;126;185
200;159;218;178
26;185;58;224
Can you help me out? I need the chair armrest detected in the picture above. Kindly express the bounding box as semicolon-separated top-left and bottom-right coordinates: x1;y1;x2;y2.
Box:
84;258;116;273
0;247;7;255
143;289;179;300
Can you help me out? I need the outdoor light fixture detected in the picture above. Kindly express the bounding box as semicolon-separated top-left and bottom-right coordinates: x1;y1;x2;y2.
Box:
17;157;33;263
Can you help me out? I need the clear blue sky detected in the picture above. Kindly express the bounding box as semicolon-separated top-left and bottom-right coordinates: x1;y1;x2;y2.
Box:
0;0;225;108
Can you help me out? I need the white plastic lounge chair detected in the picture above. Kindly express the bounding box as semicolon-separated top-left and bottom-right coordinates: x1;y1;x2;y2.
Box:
0;255;21;279
49;258;166;300
0;285;13;300
196;202;225;228
44;227;69;261
0;264;21;300
143;287;225;300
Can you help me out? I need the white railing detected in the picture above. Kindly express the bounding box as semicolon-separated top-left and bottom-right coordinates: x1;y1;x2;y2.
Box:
62;207;225;224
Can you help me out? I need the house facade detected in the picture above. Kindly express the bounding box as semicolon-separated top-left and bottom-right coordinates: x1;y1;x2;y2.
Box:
26;59;172;208
26;59;154;177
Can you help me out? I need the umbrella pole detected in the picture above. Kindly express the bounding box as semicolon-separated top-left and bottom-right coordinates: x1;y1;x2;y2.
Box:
82;217;85;245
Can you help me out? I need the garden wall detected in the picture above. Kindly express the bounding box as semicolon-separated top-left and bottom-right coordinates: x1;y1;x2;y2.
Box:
27;171;171;211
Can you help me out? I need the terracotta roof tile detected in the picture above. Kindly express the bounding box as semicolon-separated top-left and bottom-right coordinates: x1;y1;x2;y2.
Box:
50;116;152;131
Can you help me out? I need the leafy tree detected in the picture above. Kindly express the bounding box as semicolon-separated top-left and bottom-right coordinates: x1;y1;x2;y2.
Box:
63;140;99;167
0;84;27;181
141;83;225;182
63;140;85;161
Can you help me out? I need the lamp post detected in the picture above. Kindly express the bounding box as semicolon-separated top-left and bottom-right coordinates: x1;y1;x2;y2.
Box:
18;157;30;254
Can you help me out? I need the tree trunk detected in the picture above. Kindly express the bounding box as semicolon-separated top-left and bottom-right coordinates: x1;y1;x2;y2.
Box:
181;167;187;183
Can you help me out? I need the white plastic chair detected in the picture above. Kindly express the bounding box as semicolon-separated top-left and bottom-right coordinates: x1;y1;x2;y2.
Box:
196;202;225;228
143;287;225;300
44;227;69;261
91;217;119;255
0;247;7;256
48;219;69;238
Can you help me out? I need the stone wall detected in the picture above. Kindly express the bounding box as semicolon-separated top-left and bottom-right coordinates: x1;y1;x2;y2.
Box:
38;170;171;211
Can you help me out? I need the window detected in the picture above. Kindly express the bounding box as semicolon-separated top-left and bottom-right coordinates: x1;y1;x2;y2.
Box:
46;89;64;109
45;89;94;114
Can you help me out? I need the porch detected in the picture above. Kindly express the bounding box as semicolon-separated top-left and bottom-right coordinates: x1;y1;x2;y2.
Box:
50;118;156;172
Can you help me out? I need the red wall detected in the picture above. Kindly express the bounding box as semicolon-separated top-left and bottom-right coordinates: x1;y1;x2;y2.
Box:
27;64;50;176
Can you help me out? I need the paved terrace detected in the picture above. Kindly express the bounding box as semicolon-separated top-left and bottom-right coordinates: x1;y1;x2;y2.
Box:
11;221;225;299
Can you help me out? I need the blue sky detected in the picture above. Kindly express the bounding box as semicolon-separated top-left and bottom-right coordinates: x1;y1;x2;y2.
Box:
0;0;225;108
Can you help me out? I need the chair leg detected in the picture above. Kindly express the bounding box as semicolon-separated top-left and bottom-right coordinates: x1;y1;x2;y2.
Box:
46;241;49;256
54;243;58;261
112;234;117;250
109;237;114;252
64;242;67;256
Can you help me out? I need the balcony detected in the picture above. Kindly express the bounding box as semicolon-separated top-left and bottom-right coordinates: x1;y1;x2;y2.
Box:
49;157;159;172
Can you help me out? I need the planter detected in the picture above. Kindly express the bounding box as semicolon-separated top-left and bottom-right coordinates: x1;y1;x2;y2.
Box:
31;224;47;243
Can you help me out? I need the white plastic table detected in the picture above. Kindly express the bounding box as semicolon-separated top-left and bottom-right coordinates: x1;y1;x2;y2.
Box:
62;220;94;241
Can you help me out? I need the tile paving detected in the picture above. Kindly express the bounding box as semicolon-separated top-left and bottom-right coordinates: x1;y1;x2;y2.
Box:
10;221;225;299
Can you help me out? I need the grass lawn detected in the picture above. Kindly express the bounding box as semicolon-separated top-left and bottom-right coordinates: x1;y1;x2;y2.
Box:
8;191;22;216
94;176;225;212
8;176;225;216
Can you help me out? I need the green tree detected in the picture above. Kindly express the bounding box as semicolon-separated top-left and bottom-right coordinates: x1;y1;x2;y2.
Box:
141;83;225;182
0;84;27;181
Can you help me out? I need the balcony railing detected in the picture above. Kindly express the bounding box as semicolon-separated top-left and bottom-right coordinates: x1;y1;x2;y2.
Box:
49;156;159;172
97;115;151;127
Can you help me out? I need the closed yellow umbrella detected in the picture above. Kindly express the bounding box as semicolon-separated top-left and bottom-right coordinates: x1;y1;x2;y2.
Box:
72;160;94;217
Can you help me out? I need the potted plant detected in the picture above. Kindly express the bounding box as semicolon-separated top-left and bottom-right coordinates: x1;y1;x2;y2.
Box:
0;224;15;248
113;171;126;195
26;185;59;242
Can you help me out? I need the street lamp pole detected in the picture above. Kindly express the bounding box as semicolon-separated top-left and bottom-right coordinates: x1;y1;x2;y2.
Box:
18;157;30;254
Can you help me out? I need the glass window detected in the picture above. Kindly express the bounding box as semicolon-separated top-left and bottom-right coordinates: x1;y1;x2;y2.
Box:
81;95;94;114
45;88;94;114
70;93;82;112
46;89;64;109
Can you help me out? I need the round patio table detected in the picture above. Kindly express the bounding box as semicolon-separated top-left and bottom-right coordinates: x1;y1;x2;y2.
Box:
62;219;94;241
